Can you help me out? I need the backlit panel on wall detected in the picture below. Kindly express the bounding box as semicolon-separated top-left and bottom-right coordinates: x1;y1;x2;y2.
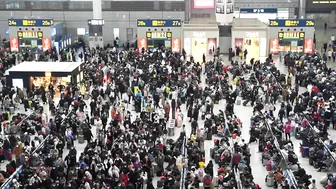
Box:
194;0;215;9
172;38;181;53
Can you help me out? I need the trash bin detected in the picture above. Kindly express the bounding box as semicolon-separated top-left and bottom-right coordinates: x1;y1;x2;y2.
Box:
168;126;174;136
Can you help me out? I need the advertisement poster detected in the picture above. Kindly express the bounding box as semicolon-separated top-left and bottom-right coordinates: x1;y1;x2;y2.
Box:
42;38;51;52
184;38;191;55
208;38;217;54
270;39;279;54
216;0;224;14
225;0;234;14
234;38;243;48
194;0;215;9
137;38;147;51
10;38;19;52
304;38;313;54
172;38;181;53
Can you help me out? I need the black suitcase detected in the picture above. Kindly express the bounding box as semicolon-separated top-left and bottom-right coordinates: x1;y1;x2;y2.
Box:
206;131;212;140
309;157;314;165
210;147;215;159
90;117;94;125
258;144;263;152
249;136;257;143
214;153;220;163
66;139;72;149
202;113;205;120
2;112;8;121
156;169;163;177
157;180;164;188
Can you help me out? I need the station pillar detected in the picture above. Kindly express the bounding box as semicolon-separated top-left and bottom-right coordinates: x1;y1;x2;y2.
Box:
88;0;104;49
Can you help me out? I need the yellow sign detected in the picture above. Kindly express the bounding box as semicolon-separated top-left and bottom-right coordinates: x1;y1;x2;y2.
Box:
278;32;284;38
152;20;166;27
146;32;152;38
299;32;305;38
285;20;299;27
278;32;305;39
146;31;172;39
18;31;43;39
269;20;279;26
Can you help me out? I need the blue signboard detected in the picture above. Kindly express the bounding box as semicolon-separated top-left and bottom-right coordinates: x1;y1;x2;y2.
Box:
8;19;54;27
240;8;277;13
137;19;182;27
269;19;315;27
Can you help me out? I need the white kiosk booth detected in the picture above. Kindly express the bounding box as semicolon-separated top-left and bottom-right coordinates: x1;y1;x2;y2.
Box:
231;18;268;62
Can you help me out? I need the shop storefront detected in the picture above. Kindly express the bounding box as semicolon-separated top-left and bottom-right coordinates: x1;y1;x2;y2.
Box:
183;24;219;61
268;19;315;54
137;19;182;52
8;19;54;53
231;18;268;61
6;61;84;97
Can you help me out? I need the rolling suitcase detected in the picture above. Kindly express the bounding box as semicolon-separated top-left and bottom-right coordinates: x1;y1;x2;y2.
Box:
214;153;220;163
66;138;72;149
206;131;212;140
9;107;14;114
210;147;215;159
78;135;84;144
157;180;164;188
236;99;241;105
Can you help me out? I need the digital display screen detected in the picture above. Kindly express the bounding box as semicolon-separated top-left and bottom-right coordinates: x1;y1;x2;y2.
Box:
146;32;172;39
17;31;43;39
8;19;54;27
137;19;182;27
278;32;305;39
88;19;104;26
268;19;315;27
306;0;336;13
194;0;215;9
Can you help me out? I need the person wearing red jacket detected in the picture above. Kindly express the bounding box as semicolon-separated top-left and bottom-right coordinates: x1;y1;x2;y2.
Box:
119;171;129;187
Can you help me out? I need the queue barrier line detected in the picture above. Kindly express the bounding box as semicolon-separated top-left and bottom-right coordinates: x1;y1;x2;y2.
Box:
1;109;74;189
262;114;299;189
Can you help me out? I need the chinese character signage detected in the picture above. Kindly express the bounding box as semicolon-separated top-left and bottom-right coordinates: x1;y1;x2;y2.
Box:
17;31;43;39
8;19;53;27
146;32;172;39
278;32;305;39
268;19;315;27
240;8;277;13
137;19;182;27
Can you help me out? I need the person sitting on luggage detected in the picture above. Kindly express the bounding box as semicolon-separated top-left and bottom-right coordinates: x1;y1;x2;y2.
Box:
317;156;333;172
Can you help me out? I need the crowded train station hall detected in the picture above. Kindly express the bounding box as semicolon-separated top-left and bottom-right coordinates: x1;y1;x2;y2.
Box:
0;0;335;189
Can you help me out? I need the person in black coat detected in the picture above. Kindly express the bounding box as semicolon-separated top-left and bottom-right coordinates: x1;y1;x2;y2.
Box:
187;105;193;122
